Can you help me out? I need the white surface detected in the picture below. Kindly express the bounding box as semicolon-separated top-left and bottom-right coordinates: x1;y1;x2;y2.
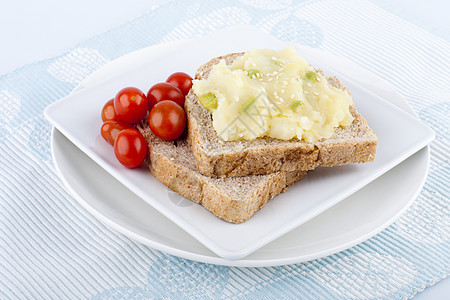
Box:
3;0;448;296
45;26;434;260
51;38;431;265
51;129;430;267
0;0;169;75
1;0;449;77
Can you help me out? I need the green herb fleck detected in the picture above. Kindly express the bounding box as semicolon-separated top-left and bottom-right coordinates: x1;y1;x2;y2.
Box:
239;97;255;114
247;69;261;79
289;100;303;111
198;93;217;111
272;60;283;67
305;71;318;81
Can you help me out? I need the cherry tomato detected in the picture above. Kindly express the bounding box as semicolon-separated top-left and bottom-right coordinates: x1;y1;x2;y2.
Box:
101;99;120;122
114;87;148;123
149;100;186;141
114;128;148;168
100;120;132;146
147;82;185;109
166;72;193;96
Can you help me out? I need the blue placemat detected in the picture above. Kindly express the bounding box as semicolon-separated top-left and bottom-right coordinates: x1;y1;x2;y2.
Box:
0;0;448;298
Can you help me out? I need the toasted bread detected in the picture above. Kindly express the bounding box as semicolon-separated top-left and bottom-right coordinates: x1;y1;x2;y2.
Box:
185;53;378;177
137;123;306;223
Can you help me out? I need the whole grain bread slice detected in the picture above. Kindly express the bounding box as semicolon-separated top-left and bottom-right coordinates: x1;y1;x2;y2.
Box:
185;53;378;177
137;123;306;224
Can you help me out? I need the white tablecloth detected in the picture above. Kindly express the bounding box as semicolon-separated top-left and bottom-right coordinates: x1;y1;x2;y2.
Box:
1;0;448;298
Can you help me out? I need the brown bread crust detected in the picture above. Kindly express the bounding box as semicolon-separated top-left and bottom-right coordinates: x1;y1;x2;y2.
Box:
185;53;378;177
137;123;306;223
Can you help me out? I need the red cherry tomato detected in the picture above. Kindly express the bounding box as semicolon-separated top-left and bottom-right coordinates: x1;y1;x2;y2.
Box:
147;82;185;109
149;100;186;141
101;99;120;122
114;87;148;123
100;120;132;146
114;128;148;168
166;72;193;96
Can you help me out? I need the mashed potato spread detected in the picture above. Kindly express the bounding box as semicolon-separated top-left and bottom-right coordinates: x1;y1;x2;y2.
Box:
193;46;354;142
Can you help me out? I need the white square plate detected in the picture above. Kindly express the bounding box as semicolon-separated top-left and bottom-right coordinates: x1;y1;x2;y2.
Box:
45;26;434;260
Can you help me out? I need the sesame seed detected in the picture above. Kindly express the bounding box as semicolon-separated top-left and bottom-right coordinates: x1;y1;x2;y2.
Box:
314;92;319;96
307;83;312;87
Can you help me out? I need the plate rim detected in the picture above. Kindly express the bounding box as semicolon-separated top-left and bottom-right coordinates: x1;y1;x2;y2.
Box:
48;25;432;264
51;127;430;267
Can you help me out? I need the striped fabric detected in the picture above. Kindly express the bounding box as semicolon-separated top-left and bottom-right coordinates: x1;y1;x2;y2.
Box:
0;0;448;298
